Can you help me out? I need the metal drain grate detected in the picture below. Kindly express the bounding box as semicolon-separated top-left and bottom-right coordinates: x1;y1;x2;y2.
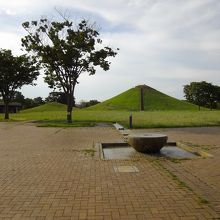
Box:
114;166;139;173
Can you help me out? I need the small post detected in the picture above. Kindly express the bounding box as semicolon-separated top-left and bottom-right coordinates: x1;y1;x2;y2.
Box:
129;113;133;129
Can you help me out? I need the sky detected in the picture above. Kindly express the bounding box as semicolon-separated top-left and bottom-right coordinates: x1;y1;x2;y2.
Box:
0;0;220;102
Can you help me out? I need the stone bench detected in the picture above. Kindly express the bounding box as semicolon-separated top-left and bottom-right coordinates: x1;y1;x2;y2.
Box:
113;123;124;130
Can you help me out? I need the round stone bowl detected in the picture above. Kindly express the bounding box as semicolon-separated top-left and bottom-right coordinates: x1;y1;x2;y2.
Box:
128;133;168;153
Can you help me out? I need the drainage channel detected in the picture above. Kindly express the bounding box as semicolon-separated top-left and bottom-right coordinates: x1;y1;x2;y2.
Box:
100;142;202;160
109;123;211;160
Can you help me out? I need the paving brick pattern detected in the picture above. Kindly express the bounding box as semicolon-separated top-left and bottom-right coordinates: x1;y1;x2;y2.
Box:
0;123;219;219
133;127;220;218
154;127;220;217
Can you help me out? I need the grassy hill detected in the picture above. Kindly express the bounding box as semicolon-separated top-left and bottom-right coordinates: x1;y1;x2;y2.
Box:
21;102;66;113
88;85;200;111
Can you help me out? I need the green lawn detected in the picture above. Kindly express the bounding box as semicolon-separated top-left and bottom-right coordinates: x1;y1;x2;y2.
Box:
1;85;216;128
1;103;220;128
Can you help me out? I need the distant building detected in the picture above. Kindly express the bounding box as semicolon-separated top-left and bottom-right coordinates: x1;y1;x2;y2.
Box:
0;103;22;113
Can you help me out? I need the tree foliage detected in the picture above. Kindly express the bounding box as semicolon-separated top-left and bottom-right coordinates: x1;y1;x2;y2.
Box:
184;81;220;110
45;91;74;105
22;18;118;123
12;91;25;104
11;91;45;109
0;49;39;119
78;99;100;108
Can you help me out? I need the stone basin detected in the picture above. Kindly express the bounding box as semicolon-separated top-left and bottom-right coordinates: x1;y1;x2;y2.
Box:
128;133;168;153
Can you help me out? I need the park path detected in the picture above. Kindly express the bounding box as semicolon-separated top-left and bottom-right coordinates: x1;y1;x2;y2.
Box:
0;122;219;219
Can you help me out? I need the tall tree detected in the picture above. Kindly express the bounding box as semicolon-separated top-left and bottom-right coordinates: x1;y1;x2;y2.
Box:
0;49;39;119
22;18;118;123
183;81;220;110
184;82;205;110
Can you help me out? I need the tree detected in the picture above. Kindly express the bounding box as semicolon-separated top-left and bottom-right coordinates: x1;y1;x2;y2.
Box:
22;18;118;123
23;98;35;109
79;99;100;108
45;91;73;105
184;82;205;110
33;97;45;106
11;91;44;109
201;82;218;110
21;97;45;109
183;81;220;110
216;86;220;104
12;91;25;104
0;49;39;119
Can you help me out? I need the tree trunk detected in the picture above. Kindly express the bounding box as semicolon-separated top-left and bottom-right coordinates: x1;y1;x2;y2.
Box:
4;102;9;120
66;93;73;123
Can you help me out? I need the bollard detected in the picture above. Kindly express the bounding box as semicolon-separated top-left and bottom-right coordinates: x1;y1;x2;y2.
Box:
129;113;133;129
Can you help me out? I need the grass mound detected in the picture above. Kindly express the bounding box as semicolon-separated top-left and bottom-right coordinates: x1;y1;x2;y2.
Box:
21;102;66;113
88;85;199;111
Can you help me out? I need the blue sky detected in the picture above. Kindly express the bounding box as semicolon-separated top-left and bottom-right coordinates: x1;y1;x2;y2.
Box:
0;0;219;102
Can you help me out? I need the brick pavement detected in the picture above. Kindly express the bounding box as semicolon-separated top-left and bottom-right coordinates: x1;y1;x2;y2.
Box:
154;127;220;217
133;127;220;218
0;123;219;219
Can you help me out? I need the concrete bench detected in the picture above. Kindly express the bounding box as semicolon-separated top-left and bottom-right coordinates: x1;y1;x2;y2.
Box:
113;123;124;130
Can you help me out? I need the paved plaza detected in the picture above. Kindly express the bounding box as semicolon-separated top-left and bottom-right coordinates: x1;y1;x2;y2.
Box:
0;122;220;219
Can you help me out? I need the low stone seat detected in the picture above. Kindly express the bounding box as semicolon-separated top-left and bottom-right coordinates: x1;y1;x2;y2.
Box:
113;123;124;130
128;133;168;153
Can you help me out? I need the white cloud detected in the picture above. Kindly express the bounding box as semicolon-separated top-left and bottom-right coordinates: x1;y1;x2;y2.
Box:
0;32;22;54
0;0;219;101
0;0;45;12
